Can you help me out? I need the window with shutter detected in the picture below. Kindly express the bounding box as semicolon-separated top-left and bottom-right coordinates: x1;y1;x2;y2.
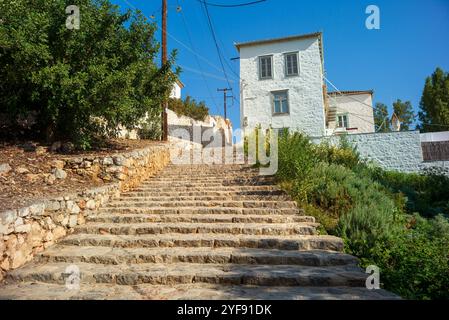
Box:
259;56;273;79
337;114;349;128
284;52;299;76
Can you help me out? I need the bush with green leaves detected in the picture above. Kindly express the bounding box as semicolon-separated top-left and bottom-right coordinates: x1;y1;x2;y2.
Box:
275;131;449;299
168;96;209;122
362;167;449;218
243;125;273;165
0;0;178;148
369;214;449;300
137;109;162;141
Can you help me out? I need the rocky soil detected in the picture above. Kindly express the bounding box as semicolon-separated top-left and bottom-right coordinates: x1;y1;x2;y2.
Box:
0;140;158;211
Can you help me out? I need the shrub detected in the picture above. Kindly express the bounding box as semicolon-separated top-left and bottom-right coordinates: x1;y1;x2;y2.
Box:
0;0;177;148
137;109;162;140
243;125;274;166
277;131;317;182
369;215;449;300
169;96;209;121
314;136;362;169
275;131;449;299
363;167;449;217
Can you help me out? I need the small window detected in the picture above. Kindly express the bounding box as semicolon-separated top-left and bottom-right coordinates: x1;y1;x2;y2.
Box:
272;91;289;115
259;56;273;79
337;114;349;128
284;52;299;76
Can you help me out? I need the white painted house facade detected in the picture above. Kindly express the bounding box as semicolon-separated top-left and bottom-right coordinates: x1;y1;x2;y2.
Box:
170;79;184;100
236;32;375;136
326;91;375;135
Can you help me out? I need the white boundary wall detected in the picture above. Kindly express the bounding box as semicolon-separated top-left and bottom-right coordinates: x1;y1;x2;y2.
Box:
311;131;448;174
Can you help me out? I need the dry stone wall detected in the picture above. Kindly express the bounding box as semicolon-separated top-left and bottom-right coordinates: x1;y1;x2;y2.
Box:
0;144;170;280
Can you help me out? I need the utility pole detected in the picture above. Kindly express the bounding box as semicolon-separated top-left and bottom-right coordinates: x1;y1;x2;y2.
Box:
161;0;168;141
217;88;232;120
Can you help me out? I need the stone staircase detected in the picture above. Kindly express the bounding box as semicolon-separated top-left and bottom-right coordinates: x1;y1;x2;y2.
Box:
0;164;398;299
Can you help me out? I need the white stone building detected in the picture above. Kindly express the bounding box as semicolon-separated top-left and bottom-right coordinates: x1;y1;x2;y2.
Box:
170;79;184;99
235;32;375;136
326;91;375;135
118;79;185;139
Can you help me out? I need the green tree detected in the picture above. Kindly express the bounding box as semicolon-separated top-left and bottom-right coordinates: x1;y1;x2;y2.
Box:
393;99;415;131
373;103;391;132
0;0;178;148
169;96;209;121
418;68;449;132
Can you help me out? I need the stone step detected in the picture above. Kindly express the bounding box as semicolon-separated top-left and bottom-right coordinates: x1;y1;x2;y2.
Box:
87;213;314;224
140;181;275;187
36;246;357;266
74;222;318;236
157;173;263;179
6;262;367;287
150;173;270;178
118;195;291;201
148;174;270;181
162;164;259;171
98;207;303;216
122;190;287;198
142;182;233;187
148;176;265;182
60;233;343;251
159;173;265;178
0;282;400;300
105;200;297;209
132;186;281;192
0;160;398;300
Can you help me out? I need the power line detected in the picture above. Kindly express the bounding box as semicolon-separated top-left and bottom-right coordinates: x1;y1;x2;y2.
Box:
120;0;238;82
325;77;376;111
199;1;241;108
328;101;376;129
200;0;233;91
200;0;239;106
149;5;162;20
325;77;389;131
196;0;267;8
176;0;220;113
195;0;251;78
325;79;382;131
121;0;240;114
217;37;240;79
179;65;236;83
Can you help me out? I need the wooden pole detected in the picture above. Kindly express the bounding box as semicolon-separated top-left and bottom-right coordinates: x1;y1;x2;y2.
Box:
217;88;232;120
161;0;168;141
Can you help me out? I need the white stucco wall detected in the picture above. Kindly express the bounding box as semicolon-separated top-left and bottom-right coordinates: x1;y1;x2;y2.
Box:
327;93;375;134
117;81;182;140
420;131;449;142
167;109;233;147
170;82;182;99
312;131;425;173
239;36;326;137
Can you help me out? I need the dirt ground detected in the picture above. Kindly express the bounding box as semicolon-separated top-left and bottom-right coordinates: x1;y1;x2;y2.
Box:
0;139;159;211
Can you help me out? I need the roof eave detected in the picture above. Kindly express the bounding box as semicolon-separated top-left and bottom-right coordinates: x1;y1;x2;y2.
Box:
234;32;323;52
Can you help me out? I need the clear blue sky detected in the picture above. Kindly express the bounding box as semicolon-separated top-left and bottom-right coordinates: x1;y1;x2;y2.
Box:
114;0;449;130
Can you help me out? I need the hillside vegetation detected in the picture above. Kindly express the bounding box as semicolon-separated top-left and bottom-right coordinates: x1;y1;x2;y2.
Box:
273;130;449;299
0;0;177;148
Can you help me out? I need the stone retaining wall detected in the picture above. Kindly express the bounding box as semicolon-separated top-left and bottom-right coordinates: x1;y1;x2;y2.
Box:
0;144;170;280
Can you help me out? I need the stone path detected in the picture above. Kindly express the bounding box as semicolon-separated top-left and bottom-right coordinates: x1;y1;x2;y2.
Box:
0;164;398;299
